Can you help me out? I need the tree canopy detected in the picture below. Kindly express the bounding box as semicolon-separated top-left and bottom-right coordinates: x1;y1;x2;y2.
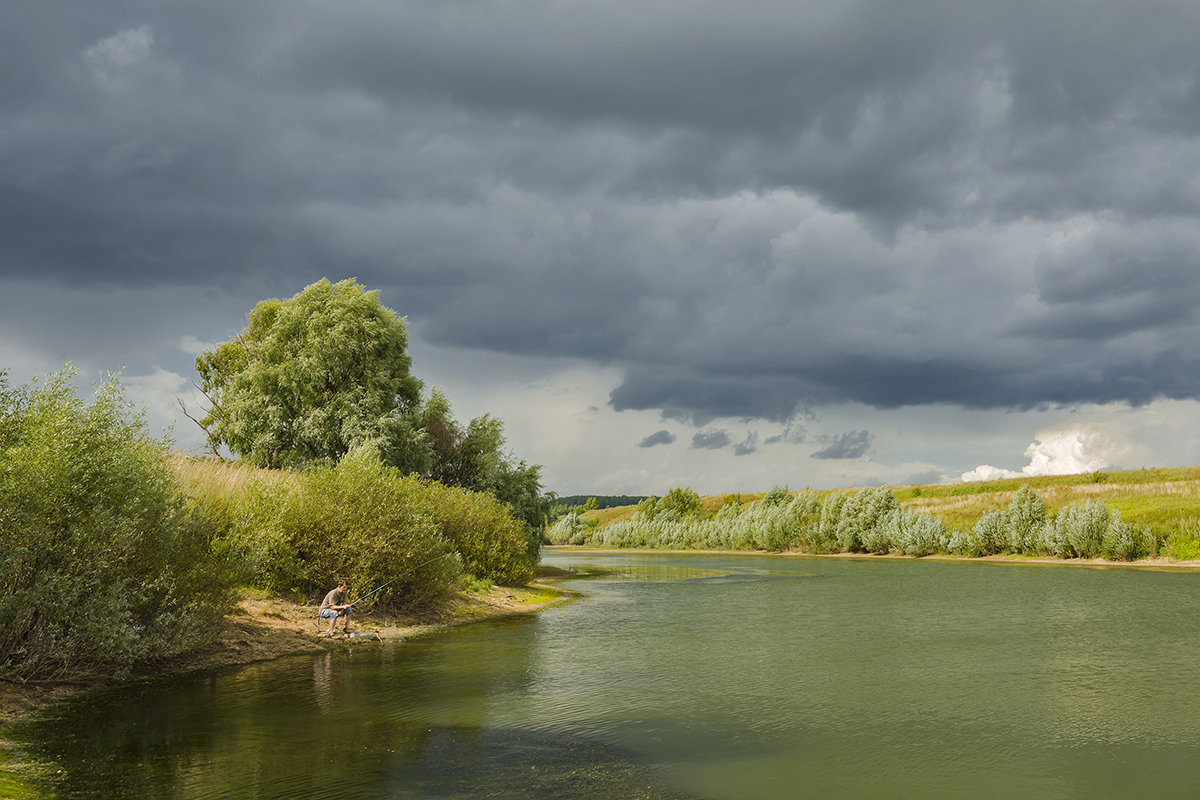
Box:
196;278;423;469
195;278;549;536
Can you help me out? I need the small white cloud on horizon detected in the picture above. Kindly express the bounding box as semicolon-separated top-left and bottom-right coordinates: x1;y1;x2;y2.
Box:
960;428;1116;482
178;335;215;355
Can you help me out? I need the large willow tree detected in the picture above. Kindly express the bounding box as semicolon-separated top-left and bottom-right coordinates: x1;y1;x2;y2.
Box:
196;278;425;469
196;279;548;539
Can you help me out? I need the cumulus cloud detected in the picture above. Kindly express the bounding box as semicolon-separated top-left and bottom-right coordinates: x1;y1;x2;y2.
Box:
812;430;874;460
692;430;731;450
960;429;1118;482
638;429;676;448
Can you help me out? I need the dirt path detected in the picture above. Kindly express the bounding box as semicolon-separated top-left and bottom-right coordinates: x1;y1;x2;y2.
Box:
0;580;572;727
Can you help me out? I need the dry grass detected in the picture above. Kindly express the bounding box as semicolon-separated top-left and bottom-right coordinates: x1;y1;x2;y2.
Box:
169;454;292;496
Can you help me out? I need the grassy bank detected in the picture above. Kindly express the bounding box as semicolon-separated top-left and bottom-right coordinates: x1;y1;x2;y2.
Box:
552;468;1200;562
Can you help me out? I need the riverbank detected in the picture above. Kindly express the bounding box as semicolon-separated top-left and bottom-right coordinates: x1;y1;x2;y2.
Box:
546;544;1200;571
0;576;574;728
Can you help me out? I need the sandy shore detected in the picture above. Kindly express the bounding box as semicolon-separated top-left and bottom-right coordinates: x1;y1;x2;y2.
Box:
0;577;574;727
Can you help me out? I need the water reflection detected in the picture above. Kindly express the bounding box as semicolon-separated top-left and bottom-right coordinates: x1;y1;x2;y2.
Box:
13;553;1200;799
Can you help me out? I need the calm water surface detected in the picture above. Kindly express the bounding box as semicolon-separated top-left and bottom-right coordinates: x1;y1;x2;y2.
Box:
14;552;1200;799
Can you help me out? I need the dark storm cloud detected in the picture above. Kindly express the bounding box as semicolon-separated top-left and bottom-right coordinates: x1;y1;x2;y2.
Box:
5;0;1200;425
691;430;731;450
812;430;875;460
733;433;759;457
638;430;676;448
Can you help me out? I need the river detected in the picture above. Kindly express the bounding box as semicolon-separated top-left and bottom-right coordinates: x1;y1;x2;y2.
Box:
12;552;1200;798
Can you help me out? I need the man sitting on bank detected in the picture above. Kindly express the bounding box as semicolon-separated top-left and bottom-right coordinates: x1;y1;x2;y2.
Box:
319;580;352;636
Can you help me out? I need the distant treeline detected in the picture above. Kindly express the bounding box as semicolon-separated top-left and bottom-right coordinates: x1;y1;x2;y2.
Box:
554;495;649;511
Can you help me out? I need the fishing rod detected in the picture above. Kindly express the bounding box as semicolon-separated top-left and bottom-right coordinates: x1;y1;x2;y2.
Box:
346;552;455;610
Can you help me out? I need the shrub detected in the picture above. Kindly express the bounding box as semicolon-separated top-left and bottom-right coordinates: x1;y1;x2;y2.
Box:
1099;509;1156;561
786;490;823;551
814;492;847;553
547;511;586;545
415;478;537;584
972;509;1010;555
836;488;898;553
947;527;980;557
1038;499;1149;560
0;370;236;681
1006;486;1047;553
277;447;461;608
657;487;703;520
763;485;792;507
888;507;949;556
1163;531;1200;561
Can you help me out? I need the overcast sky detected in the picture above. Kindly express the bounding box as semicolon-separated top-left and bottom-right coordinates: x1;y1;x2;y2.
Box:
4;0;1200;495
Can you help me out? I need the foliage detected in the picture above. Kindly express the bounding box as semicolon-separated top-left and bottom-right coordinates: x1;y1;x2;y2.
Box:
192;447;538;603
556;478;1170;566
887;507;949;556
835;488;899;553
548;511;589;545
0;370;236;681
762;485;792;507
195;279;551;540
1163;531;1200;561
636;488;704;522
413;477;538;585
1036;499;1156;560
196;278;423;469
279;448;462;606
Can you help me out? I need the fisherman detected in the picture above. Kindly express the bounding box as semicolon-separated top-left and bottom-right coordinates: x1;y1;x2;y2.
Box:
318;579;352;636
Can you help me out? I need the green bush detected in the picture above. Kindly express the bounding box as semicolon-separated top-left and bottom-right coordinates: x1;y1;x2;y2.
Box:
972;509;1010;555
415;478;538;585
1163;531;1200;561
888;507;949;557
836;488;899;553
277;448;461;608
1035;499;1153;560
215;446;537;603
813;492;847;553
762;485;792;507
1006;486;1047;552
547;511;589;545
0;370;236;681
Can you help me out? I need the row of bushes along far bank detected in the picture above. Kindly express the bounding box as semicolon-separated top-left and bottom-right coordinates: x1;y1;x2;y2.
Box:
1;369;539;683
548;485;1165;562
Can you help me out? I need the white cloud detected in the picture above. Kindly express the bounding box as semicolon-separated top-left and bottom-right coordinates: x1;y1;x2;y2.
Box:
178;335;215;356
961;428;1120;482
123;367;189;438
